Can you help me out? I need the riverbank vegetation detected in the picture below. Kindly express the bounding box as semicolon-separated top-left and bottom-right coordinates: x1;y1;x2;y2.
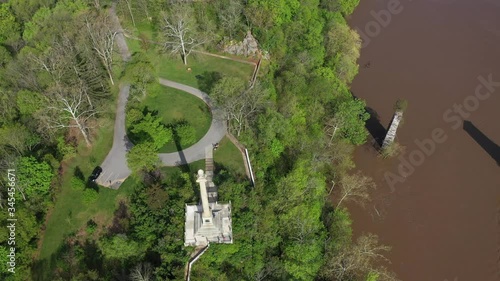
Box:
0;0;397;280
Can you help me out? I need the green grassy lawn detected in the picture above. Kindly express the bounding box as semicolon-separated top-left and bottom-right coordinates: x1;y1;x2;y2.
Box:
160;137;245;178
38;62;132;261
214;137;246;176
126;36;254;89
157;53;254;89
40;176;136;259
141;85;212;153
39;125;136;260
124;23;255;89
133;21;157;41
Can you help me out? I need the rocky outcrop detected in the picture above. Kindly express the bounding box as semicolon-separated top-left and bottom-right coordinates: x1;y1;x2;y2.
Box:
223;31;260;57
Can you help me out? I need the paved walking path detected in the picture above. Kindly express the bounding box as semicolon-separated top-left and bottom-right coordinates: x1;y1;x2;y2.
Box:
95;4;132;189
158;79;226;166
98;78;226;188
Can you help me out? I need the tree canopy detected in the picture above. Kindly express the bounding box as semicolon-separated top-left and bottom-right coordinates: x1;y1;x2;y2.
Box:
17;156;54;199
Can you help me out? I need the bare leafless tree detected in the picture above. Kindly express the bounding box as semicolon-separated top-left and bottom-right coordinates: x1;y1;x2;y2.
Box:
85;12;118;85
324;114;346;146
123;0;136;27
28;47;68;87
46;86;97;147
137;0;152;21
130;262;153;281
212;79;269;136
0;125;39;155
336;171;376;208
289;216;317;244
218;0;243;38
324;234;397;281
92;0;101;9
161;5;206;65
252;258;281;281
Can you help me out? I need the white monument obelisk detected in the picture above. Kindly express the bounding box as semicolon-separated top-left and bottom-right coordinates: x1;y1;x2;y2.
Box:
185;169;233;246
196;170;212;223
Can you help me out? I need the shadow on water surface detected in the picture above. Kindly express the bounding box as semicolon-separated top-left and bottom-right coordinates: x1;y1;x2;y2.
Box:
365;107;387;149
351;92;386;149
463;120;500;166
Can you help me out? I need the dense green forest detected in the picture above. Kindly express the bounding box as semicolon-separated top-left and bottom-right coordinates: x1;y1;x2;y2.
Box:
0;0;398;280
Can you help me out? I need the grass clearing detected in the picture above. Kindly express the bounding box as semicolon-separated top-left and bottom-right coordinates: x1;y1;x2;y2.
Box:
160;137;245;179
161;159;205;177
141;85;212;153
134;21;157;41
124;26;255;89
157;53;255;89
214;137;246;176
39;126;136;260
126;37;255;89
38;63;132;261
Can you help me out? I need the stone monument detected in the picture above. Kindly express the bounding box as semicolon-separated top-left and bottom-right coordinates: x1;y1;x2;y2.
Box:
184;169;233;246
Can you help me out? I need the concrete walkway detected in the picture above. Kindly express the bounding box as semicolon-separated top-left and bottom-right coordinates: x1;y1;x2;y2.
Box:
95;4;132;189
95;84;133;189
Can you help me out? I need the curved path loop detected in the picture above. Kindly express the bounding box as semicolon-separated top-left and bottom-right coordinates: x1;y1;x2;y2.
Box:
97;5;225;189
98;79;226;189
158;79;226;166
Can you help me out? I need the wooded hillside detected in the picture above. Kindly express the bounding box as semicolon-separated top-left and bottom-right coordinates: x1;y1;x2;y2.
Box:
0;0;397;280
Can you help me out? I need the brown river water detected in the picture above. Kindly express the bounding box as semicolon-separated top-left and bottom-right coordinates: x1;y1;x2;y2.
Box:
347;0;500;280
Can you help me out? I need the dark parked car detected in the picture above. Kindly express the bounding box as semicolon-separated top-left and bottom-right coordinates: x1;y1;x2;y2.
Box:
89;166;102;182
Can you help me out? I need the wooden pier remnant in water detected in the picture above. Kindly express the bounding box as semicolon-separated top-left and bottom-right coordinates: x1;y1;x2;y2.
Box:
381;111;403;150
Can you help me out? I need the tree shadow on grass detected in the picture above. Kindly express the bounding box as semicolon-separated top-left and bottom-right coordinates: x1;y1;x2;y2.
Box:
31;238;107;281
30;233;77;280
213;162;246;184
74;166;85;181
166;120;190;174
141;106;159;118
107;201;130;235
85;179;100;192
31;245;63;281
196;71;222;94
81;240;104;274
